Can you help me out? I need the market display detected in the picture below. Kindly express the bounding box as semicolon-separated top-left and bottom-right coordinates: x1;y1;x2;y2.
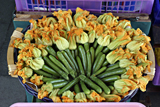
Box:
11;7;152;102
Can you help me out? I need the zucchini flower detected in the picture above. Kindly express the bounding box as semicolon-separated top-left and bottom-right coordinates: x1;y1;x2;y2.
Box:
97;34;111;46
135;75;150;92
61;90;74;102
87;90;105;102
24;30;34;40
95;24;105;38
126;41;144;52
41;83;53;93
30;74;43;86
106;48;125;64
123;65;143;79
74;7;89;28
101;92;121;102
97;13;119;28
133;34;151;44
68;35;77;50
30;57;44;70
87;14;97;21
21;67;33;78
59;29;67;39
140;43;151;54
123;48;133;59
119;59;136;68
29;19;38;29
53;9;74;31
76;32;89;44
88;30;96;43
34;34;43;45
75;92;87;102
134;51;147;64
116;19;131;29
133;28;143;36
38;44;48;57
114;79;138;94
126;28;135;37
108;32;131;50
53;36;69;50
10;38;23;48
32;47;41;58
85;21;98;31
42;33;53;46
38;89;48;99
49;89;62;102
137;60;152;72
17;40;30;49
46;17;57;27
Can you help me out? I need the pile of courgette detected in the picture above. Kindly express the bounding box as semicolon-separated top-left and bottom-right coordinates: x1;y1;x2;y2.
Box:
11;7;152;102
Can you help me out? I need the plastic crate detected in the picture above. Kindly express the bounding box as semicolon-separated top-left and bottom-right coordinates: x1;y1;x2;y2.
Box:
10;102;146;107
152;0;160;26
15;0;154;14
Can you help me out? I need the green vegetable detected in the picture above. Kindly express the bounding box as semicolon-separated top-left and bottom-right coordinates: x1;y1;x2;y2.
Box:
79;75;102;94
76;56;85;75
43;56;69;80
108;85;114;91
57;51;76;78
47;79;66;84
46;46;56;57
42;77;57;82
86;51;92;77
75;48;78;57
84;43;89;52
102;60;109;66
58;76;80;95
106;62;120;71
90;76;110;94
80;80;90;95
92;52;103;73
42;65;60;77
71;50;75;58
74;84;81;93
95;45;104;57
32;47;41;58
93;54;105;73
102;47;110;54
33;69;53;78
90;47;95;65
62;51;76;72
102;75;120;82
48;55;69;74
91;66;107;76
93;40;98;48
52;81;69;89
78;45;87;71
98;68;126;78
65;49;79;73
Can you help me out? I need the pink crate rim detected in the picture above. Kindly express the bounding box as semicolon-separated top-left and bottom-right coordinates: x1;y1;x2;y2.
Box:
10;102;146;107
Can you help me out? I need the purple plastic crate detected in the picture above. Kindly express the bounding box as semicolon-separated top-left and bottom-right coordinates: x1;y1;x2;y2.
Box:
15;0;154;14
152;59;160;86
152;0;160;26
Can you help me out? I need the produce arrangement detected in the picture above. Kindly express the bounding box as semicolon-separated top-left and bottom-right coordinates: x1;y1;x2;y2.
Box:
11;7;152;102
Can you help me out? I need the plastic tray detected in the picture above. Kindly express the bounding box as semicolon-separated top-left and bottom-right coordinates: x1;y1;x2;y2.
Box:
10;102;146;107
15;0;154;14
